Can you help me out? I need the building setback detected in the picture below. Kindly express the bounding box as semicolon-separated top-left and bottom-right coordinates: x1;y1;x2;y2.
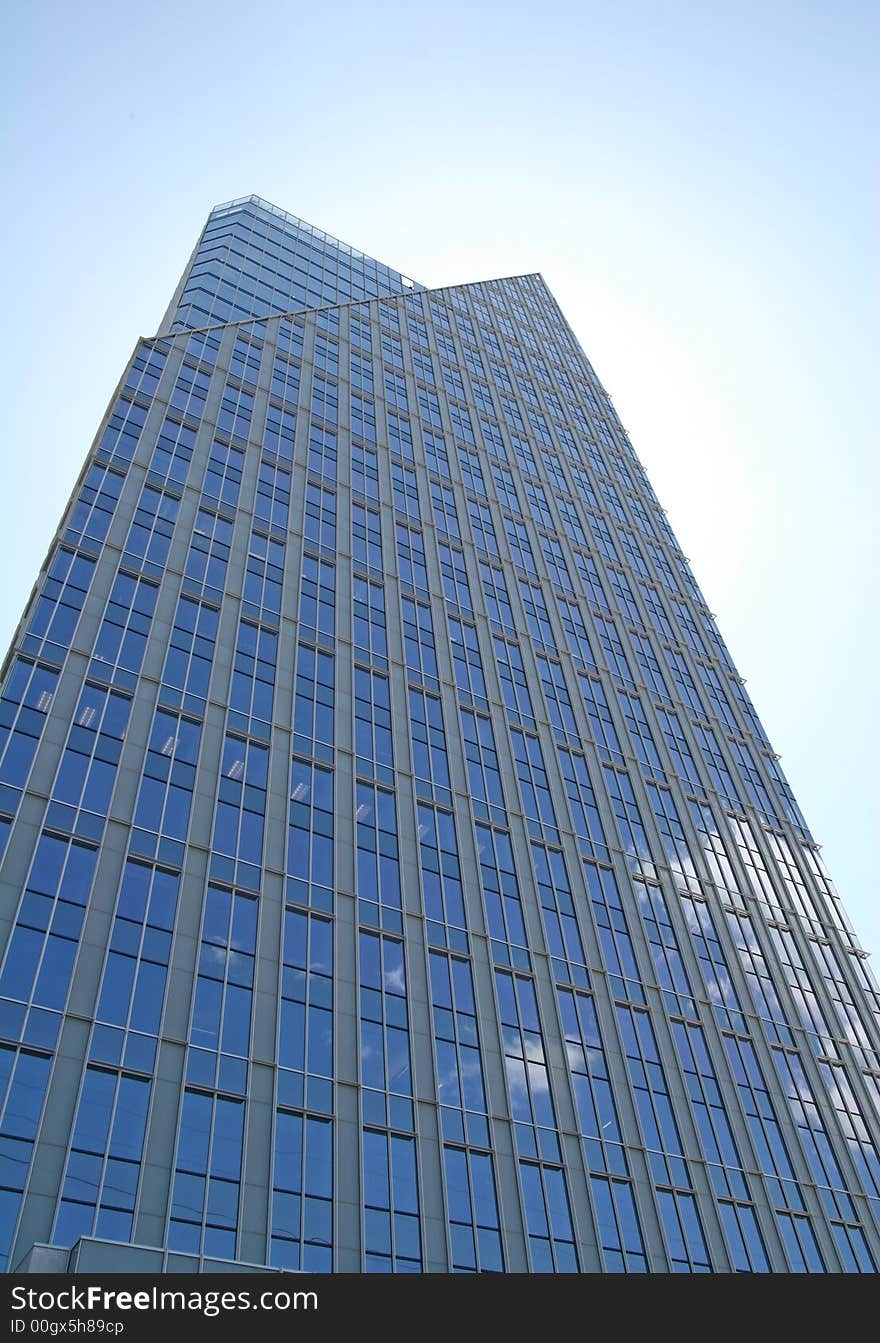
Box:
0;195;878;1274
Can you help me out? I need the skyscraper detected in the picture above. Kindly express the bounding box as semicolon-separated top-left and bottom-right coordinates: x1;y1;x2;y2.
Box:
1;195;878;1275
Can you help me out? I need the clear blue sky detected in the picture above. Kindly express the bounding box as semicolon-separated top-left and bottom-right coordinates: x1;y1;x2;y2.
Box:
2;1;877;956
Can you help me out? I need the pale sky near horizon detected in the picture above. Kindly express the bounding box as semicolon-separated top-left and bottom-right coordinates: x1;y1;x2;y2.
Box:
2;1;878;957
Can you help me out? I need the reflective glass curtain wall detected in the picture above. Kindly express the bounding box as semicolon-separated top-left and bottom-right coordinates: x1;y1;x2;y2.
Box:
0;196;878;1275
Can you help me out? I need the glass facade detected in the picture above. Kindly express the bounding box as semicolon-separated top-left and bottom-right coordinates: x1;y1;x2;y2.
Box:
0;195;879;1273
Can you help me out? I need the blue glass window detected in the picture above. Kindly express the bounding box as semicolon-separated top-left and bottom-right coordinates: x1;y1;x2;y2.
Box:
210;735;268;889
510;727;558;842
352;444;380;502
298;554;335;643
518;578;555;649
304;482;336;553
93;859;178;1068
98;395;147;466
49;682;131;836
54;1067;150;1250
362;1128;421;1272
65;464;125;550
202;440;244;511
494;637;535;725
91;573;158;688
408;690;451;805
292;644;334;760
168;1090;244;1258
255;460;291;533
443;1146;503;1272
131;710;201;861
228;621;276;735
354;668;394;783
531;843;588;985
448;616;486;706
353;503;383;574
460;710;505;826
270;1110;333;1270
356;784;400;930
279;906;333;1094
352;577;387;665
518;1160;578;1272
160;595;218;713
286;759;333;909
0;1047;51;1268
0;659;59;797
184;508;233;601
419;807;466;949
23;548;95;661
438;542;472;612
122;484;180;576
401;598;438;688
556;748;608;862
150;417;196;488
217;382;254;440
0;832;98;1017
243;528;284;620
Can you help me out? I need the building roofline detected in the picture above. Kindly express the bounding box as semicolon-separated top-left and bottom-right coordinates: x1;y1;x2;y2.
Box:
154;272;546;343
207;194;420;287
